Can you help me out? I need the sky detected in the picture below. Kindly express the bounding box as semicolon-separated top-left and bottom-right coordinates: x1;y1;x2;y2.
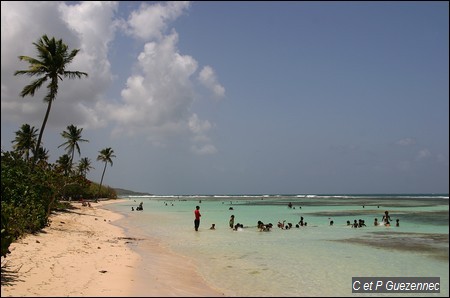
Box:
1;1;449;195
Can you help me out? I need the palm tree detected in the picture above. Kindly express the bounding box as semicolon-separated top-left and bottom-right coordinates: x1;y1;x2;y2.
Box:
58;124;89;172
96;147;116;201
11;123;38;162
14;34;88;167
77;157;94;178
34;146;50;165
56;154;72;176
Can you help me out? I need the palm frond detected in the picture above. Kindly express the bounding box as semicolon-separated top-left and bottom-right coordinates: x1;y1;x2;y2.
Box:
19;77;48;97
64;71;88;79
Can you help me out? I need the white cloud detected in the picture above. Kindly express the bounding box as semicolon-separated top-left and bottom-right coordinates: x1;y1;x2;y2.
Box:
1;1;224;155
126;1;190;41
106;31;197;138
105;27;221;154
188;114;217;155
189;114;212;135
198;66;226;98
1;1;74;126
1;1;118;130
109;2;223;153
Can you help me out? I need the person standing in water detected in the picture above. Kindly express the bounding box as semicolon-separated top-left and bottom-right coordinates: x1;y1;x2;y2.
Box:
194;205;201;231
229;215;235;228
382;210;392;224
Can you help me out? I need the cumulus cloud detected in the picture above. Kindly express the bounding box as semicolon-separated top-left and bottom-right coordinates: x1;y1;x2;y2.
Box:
189;114;212;135
1;1;118;130
1;1;75;125
105;31;197;138
198;66;226;98
2;1;224;154
104;3;222;152
188;114;217;155
126;1;190;40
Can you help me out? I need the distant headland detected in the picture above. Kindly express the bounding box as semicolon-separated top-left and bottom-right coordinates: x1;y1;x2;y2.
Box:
114;188;152;196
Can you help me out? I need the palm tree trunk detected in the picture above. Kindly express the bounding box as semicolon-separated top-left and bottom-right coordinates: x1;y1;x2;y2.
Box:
97;162;107;202
70;150;75;174
33;99;53;168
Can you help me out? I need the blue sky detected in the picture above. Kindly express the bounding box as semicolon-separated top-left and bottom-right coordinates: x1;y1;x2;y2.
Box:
1;1;448;195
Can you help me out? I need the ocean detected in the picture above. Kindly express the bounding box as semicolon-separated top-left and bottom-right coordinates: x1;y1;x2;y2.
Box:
104;194;449;297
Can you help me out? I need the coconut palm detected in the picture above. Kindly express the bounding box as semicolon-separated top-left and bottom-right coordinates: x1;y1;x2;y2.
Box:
11;123;38;162
14;34;88;166
56;154;72;176
58;124;89;172
77;157;94;178
34;146;50;164
96;147;116;200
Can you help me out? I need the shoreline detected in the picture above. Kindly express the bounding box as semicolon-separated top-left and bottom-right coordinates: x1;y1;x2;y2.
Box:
1;199;225;297
106;201;228;297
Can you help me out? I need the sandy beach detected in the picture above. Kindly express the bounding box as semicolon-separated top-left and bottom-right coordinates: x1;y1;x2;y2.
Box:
1;200;225;297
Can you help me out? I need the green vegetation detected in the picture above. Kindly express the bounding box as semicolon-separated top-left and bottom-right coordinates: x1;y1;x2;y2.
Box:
1;141;118;258
1;35;116;259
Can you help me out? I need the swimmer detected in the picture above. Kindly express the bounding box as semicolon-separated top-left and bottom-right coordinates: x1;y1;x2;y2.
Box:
382;210;392;224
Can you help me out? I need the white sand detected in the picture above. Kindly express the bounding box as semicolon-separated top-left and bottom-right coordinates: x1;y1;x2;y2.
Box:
1;200;225;297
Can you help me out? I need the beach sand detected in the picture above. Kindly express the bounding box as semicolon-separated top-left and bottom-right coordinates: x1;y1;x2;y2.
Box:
1;200;225;297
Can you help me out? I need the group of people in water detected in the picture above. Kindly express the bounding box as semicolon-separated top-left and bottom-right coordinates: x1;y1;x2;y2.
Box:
227;214;246;231
213;214;335;232
344;210;400;227
131;201;144;211
202;206;399;232
332;210;400;228
192;202;400;231
377;210;400;227
335;211;400;228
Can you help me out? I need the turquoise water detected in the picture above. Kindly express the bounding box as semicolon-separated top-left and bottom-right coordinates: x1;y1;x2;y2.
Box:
105;194;449;297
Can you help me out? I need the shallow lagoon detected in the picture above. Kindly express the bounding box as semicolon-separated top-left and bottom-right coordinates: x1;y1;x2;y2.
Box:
106;194;448;297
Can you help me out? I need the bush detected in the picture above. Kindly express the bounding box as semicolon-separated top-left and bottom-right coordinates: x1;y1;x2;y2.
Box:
1;151;61;256
1;150;117;258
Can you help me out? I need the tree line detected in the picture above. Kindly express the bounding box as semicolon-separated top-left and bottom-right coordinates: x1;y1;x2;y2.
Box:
1;34;116;258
